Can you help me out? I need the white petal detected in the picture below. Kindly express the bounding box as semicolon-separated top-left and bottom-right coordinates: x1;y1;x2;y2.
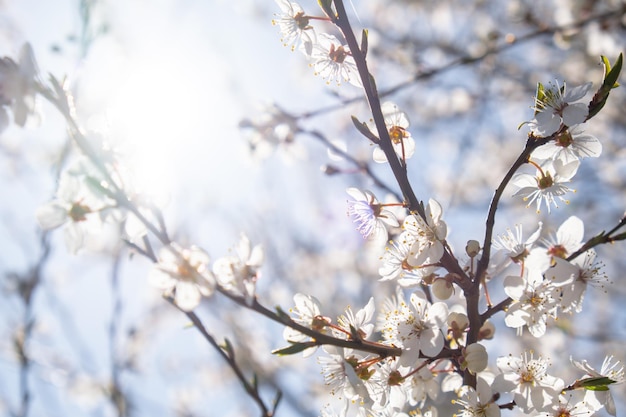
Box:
36;201;68;229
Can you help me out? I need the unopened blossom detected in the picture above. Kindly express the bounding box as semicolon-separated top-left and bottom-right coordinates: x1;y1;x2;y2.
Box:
529;81;592;136
347;188;399;239
403;199;448;266
551;249;609;313
462;343;488;374
494;351;564;413
453;379;501;417
212;233;263;305
572;355;624;416
149;244;216;312
431;277;454;300
272;0;316;55
531;125;602;165
377;289;448;365
446;312;469;348
511;159;578;213
540;215;584;260
0;43;38;132
372;102;416;164
311;33;362;87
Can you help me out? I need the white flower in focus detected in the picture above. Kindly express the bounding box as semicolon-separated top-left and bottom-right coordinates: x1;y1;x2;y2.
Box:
347;188;399;239
213;234;263;304
0;43;38;131
540;215;584;260
492;222;543;266
379;233;436;286
572;355;624;416
377;289;448;365
403;199;448;266
530;81;591;136
531;125;602;165
511;159;578;213
311;33;362;87
405;360;439;407
149;244;216;312
372;102;416;164
318;346;376;405
551;249;609;313
503;253;566;338
533;393;593;417
283;293;328;356
453;379;501;417
336;297;376;340
272;0;316;56
494;352;564;413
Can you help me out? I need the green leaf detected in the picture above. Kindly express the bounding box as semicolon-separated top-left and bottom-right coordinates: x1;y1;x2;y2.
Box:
351;115;379;143
579;376;616;391
360;29;369;56
272;342;316;356
221;338;235;358
588;53;623;120
533;82;546;115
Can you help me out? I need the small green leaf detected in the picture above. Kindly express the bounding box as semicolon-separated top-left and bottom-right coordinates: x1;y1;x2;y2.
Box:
272;342;316;356
360;29;369;56
351;115;379;143
221;338;235;358
588;53;623;120
534;82;546;114
579;376;616;391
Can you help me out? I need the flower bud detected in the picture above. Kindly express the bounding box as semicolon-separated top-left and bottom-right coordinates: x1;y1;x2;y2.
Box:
432;277;454;300
462;343;488;374
478;320;495;340
465;240;481;257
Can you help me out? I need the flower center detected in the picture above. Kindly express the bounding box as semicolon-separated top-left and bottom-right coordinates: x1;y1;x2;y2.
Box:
293;11;310;30
389;125;407;144
537;172;554;190
68;201;91;222
328;44;347;64
555;129;573;148
548;244;568;259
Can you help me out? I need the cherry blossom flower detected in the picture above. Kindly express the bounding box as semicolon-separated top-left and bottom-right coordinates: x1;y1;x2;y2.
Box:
379;234;436;286
452;379;501;417
503;252;570;337
531;125;602;165
347;188;399;239
212;233;264;305
494;351;564;413
532;393;593;417
405;359;439;407
272;0;316;56
318;346;378;406
462;343;488;374
572;355;624;416
371;102;416;164
311;33;362;87
511;159;578;213
492;222;543;269
336;297;376;340
0;43;39;132
377;289;448;365
283;293;329;356
403;198;448;266
36;158;115;254
539;215;584;260
149;244;216;311
550;249;609;313
529;81;592;136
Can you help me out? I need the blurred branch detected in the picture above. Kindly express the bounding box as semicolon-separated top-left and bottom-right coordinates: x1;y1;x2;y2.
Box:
297;5;626;120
